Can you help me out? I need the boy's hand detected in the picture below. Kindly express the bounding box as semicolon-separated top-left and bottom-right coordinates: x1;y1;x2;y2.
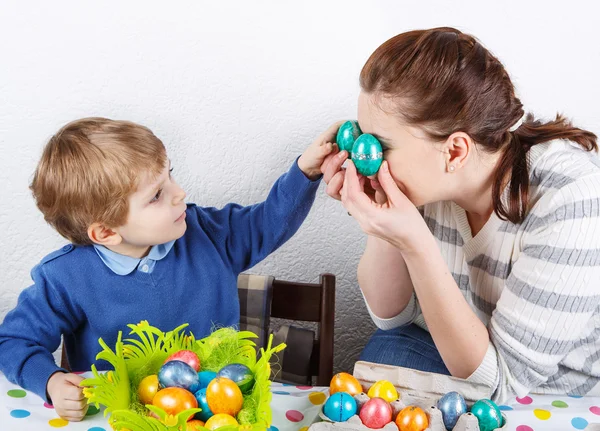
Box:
298;121;345;180
47;372;88;421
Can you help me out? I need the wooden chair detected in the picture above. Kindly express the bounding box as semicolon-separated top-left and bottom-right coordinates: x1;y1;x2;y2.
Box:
237;273;336;386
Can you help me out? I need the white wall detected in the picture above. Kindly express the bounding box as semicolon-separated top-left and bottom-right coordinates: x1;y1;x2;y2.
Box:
1;0;599;373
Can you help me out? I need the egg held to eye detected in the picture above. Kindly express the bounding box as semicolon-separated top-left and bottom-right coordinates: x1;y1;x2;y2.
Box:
351;134;383;177
336;120;362;153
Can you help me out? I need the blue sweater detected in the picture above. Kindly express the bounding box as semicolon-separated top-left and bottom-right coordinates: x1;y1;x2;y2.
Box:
0;160;320;401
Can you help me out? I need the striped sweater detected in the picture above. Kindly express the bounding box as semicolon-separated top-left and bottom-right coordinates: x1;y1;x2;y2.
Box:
365;139;600;403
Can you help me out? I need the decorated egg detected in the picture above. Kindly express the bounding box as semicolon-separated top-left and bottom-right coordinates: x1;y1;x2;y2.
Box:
152;387;198;418
138;374;159;405
437;391;467;430
165;350;201;372
217;363;254;393
323;392;357;422
186;419;205;431
206;377;244;416
471;399;503;431
395;405;429;431
336;120;362;153
351;134;383;176
158;360;200;393
198;371;217;389
193;387;214;422
359;397;393;428
204;413;239;430
330;372;363;396
367;380;399;402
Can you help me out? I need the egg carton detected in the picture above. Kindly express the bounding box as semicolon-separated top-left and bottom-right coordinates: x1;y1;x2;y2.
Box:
308;361;507;431
352;361;492;405
309;393;507;431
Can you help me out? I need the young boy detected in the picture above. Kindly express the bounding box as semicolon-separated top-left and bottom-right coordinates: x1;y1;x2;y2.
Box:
0;117;341;421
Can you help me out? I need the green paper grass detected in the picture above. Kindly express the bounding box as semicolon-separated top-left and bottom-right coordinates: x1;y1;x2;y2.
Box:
81;321;285;431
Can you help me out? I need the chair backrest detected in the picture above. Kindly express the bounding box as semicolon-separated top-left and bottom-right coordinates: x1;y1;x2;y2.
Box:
238;273;335;386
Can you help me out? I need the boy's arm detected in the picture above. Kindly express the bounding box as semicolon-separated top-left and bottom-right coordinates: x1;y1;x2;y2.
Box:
0;264;81;402
197;158;321;274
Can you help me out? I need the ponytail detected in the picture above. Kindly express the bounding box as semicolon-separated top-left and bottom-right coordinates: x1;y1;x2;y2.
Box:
492;114;598;224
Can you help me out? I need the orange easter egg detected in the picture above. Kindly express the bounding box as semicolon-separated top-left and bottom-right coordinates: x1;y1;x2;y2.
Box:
152;387;198;419
206;377;244;416
367;380;399;402
138;374;160;405
330;372;363;395
186;419;205;431
395;406;429;431
205;413;239;430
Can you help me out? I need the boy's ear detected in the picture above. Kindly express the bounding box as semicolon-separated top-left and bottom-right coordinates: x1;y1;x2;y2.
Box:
87;223;122;246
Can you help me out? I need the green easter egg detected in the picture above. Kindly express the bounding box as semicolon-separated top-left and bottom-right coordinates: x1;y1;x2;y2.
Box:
336;120;362;153
351;134;383;176
471;399;503;431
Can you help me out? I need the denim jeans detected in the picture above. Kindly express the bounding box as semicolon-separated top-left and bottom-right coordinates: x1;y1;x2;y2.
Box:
359;323;451;375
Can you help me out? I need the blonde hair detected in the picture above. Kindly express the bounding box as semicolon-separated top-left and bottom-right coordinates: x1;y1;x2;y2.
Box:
30;117;167;245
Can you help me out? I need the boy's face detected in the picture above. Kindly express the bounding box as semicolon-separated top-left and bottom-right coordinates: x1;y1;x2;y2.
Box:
114;161;187;256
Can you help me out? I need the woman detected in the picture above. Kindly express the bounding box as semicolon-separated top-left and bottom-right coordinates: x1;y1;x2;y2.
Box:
321;27;600;403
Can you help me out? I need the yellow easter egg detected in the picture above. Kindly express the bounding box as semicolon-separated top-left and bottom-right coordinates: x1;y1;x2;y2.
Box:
205;413;239;430
138;374;160;405
367;380;399;402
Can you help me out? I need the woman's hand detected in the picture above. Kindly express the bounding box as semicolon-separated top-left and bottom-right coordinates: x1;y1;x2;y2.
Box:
321;148;385;204
340;159;428;251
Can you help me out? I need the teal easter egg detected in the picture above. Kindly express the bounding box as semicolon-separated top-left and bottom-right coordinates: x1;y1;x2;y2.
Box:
323;392;357;422
198;371;217;389
471;399;503;431
193;387;214;422
336;120;362;153
351;134;383;176
217;363;254;394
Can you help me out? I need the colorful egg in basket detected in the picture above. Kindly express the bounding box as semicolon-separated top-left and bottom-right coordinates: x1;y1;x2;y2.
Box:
81;321;284;431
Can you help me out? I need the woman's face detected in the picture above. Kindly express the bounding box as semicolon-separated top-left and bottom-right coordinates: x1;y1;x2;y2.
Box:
357;91;450;207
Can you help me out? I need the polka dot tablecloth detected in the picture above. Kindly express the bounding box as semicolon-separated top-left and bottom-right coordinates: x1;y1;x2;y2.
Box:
2;372;599;430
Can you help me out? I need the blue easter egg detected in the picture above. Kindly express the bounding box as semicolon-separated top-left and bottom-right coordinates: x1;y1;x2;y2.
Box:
198;370;218;389
323;392;357;422
158;360;200;393
351;134;383;176
471;399;503;431
193;387;214;422
336;120;362;153
437;391;468;430
217;363;254;393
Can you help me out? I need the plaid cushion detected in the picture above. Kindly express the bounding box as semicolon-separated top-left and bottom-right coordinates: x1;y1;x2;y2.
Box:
271;325;315;385
237;274;317;385
237;274;273;350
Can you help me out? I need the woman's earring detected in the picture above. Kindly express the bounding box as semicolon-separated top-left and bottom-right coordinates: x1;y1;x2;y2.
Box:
448;165;455;172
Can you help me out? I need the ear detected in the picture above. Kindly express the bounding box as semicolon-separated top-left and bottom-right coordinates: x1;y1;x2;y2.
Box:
442;132;473;173
87;222;122;246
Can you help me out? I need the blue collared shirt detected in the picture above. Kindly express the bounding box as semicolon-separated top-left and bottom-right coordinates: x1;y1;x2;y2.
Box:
93;240;176;275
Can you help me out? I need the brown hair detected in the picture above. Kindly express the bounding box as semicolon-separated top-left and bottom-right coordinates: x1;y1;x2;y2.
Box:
360;27;597;223
31;117;167;245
